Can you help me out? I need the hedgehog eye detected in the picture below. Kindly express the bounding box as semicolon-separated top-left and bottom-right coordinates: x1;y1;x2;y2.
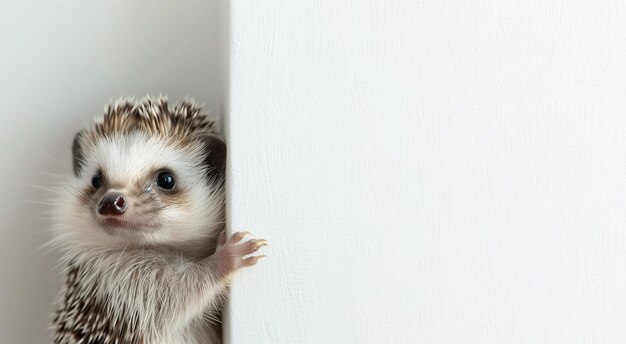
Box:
91;171;103;189
156;171;175;190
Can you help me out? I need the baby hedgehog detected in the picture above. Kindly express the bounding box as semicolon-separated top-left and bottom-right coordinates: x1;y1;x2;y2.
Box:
49;96;266;344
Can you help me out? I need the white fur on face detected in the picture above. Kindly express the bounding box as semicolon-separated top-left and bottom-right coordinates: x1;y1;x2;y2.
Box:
52;131;224;254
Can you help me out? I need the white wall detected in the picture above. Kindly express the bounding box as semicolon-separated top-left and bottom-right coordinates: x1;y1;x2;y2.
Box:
225;1;626;343
0;1;225;342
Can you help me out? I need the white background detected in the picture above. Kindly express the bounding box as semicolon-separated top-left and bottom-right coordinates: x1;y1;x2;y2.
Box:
3;1;626;343
226;1;626;343
0;1;225;342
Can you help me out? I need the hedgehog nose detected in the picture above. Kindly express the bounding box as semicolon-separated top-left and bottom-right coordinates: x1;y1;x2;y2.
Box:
98;194;127;216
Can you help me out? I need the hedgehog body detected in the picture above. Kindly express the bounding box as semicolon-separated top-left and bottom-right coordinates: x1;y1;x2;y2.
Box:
49;96;266;344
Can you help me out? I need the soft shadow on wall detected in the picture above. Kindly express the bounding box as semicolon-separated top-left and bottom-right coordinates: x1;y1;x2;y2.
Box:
0;1;226;342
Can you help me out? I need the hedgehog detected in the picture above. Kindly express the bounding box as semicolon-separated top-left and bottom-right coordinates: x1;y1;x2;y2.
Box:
49;96;266;344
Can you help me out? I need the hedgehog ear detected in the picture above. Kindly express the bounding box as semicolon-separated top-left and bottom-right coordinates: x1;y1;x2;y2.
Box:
201;135;226;182
72;131;86;177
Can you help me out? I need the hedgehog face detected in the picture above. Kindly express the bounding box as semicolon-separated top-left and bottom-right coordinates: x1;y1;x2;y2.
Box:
52;98;225;254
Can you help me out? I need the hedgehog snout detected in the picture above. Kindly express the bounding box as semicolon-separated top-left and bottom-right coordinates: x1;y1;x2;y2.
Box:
98;193;127;216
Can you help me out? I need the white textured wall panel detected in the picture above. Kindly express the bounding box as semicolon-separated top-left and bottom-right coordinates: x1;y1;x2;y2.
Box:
226;1;626;343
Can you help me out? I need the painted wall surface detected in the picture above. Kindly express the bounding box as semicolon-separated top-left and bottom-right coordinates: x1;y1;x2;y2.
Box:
0;1;224;342
226;1;626;343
